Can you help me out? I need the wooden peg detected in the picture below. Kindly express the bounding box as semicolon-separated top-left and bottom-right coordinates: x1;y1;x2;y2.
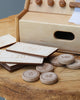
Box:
69;2;80;8
59;0;66;7
48;0;54;7
35;0;42;6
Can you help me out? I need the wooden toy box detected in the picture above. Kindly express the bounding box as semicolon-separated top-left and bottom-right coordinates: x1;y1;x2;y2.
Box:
16;0;80;54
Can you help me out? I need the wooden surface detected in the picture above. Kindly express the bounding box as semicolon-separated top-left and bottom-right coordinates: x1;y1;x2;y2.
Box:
20;12;73;25
0;15;80;100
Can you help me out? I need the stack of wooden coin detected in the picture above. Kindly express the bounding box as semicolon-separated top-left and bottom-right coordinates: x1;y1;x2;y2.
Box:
50;54;80;70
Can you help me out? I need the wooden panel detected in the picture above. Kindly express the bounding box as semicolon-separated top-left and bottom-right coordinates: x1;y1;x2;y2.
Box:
0;50;43;64
20;12;75;25
7;42;58;57
16;0;30;42
16;9;28;42
29;0;75;15
24;0;30;9
0;34;16;49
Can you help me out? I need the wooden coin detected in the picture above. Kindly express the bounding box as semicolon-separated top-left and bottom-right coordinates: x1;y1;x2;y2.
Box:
58;54;75;65
22;70;40;82
40;72;58;85
36;63;54;73
67;59;80;70
50;56;63;67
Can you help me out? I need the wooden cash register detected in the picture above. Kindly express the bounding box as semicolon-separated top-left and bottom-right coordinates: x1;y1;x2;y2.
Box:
0;1;80;100
16;0;80;54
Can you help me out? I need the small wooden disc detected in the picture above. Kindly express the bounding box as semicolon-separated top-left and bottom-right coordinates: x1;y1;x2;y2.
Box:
58;54;75;65
40;72;58;85
50;56;63;67
22;70;40;82
67;59;80;70
36;63;54;73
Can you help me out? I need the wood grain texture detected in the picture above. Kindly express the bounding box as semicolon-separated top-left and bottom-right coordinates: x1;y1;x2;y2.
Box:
0;15;80;100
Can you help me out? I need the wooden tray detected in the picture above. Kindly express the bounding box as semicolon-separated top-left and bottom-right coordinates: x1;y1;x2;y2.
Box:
0;15;80;100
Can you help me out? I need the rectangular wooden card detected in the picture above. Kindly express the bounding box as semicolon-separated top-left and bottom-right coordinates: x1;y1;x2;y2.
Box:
7;42;58;57
0;34;16;48
0;50;43;64
0;63;24;72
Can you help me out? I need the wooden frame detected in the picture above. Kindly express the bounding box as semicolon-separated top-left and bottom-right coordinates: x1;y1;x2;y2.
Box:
16;0;30;42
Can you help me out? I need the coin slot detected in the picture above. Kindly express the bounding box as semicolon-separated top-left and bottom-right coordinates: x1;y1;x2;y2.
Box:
54;31;75;40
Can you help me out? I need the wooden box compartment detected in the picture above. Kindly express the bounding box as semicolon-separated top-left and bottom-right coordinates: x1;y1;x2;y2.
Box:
16;0;80;54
